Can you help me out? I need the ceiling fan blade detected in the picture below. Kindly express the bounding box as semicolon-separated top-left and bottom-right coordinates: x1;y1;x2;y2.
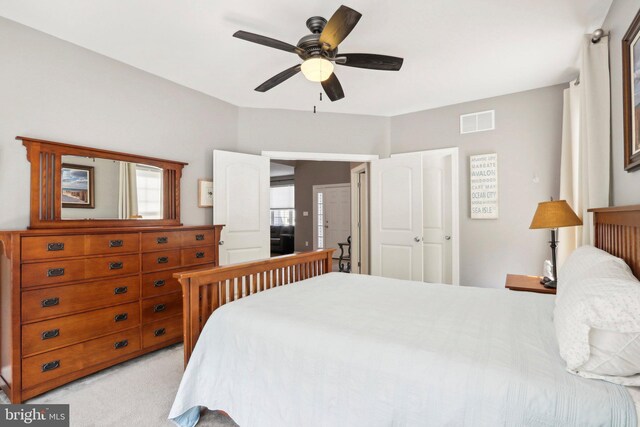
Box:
255;64;302;92
335;53;404;71
321;73;345;102
233;30;303;55
319;5;362;50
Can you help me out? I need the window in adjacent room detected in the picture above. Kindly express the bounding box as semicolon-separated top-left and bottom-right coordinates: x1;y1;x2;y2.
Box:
136;164;163;219
270;185;295;226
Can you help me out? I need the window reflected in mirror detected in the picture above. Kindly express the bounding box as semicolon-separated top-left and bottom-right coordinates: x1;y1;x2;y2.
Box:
60;155;163;220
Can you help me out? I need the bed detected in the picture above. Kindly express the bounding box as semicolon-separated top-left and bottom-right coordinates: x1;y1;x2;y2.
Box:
169;205;640;426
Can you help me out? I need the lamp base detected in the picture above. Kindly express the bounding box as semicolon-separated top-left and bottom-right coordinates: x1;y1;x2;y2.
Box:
540;276;557;289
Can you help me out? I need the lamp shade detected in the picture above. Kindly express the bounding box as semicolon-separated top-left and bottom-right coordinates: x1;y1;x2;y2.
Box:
529;200;583;229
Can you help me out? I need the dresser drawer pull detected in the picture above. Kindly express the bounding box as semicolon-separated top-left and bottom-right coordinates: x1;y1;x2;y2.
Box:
109;239;124;248
113;286;128;295
195;234;205;241
109;261;123;270
154;328;166;337
41;329;60;340
153;279;165;287
41;360;60;372
153;304;166;313
195;251;205;259
157;257;169;264
47;242;65;251
114;313;128;322
41;297;60;308
47;268;65;278
114;339;129;349
156;237;168;244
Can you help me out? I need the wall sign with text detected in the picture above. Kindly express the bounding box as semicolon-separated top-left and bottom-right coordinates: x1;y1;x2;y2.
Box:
470;153;499;219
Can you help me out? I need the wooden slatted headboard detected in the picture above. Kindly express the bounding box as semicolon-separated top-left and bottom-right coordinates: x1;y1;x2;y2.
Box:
175;249;335;366
589;205;640;278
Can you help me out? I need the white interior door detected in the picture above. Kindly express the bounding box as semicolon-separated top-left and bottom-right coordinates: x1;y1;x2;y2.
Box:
393;148;460;285
422;152;453;284
370;155;423;281
213;150;270;265
313;184;351;254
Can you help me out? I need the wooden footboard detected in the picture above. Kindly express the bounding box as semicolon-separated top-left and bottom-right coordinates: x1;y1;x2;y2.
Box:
174;249;335;366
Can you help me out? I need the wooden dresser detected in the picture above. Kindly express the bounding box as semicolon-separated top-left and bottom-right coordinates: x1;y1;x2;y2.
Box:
0;225;222;402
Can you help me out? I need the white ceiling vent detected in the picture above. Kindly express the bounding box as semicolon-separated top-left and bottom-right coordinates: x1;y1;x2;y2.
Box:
460;110;495;134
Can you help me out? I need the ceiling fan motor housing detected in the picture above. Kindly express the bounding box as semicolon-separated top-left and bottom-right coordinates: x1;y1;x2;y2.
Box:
298;17;336;60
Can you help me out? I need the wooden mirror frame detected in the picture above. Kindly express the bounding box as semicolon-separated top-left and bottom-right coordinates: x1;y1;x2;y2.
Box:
18;136;186;229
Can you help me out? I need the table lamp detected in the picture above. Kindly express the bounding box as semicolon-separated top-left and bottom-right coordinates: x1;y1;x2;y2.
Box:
529;200;582;288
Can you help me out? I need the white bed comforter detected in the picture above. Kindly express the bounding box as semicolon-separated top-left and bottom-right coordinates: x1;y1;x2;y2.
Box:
169;273;636;427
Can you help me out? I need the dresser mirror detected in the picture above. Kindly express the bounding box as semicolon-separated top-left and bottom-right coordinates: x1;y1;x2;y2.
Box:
60;155;164;220
19;136;186;229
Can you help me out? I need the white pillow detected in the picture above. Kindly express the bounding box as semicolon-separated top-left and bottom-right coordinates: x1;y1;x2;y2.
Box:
556;245;628;301
554;247;640;385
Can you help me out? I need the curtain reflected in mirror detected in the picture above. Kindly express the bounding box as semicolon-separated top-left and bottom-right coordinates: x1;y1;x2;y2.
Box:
61;155;163;220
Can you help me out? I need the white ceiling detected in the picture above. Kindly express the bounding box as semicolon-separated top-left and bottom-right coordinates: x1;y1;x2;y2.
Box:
0;0;612;116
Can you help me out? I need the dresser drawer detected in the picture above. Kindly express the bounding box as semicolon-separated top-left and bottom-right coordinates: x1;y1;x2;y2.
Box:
85;233;139;256
84;255;140;280
142;315;182;348
22;254;140;288
141;231;182;252
142;249;181;272
181;246;217;267
22;302;140;356
21;235;85;261
142;269;182;298
22;328;141;390
22;259;86;287
22;276;139;322
142;293;182;323
180;229;216;247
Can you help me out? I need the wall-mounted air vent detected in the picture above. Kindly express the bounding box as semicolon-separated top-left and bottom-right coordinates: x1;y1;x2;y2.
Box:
460;110;495;134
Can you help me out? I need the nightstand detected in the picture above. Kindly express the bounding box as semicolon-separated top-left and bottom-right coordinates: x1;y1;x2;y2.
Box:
505;274;556;295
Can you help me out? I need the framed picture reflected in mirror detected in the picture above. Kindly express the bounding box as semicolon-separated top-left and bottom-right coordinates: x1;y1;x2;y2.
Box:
61;163;95;208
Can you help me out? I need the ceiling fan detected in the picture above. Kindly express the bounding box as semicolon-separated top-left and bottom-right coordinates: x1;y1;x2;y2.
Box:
233;5;404;102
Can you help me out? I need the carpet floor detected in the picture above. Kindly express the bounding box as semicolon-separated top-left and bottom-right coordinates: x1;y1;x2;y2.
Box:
0;344;237;427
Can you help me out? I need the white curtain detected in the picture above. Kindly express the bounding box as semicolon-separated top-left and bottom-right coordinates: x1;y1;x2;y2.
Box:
118;162;139;219
558;35;610;266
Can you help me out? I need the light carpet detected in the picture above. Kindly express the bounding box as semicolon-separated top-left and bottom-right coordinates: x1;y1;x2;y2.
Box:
0;344;237;427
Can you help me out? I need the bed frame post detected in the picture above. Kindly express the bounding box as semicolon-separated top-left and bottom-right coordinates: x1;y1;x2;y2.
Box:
176;249;335;367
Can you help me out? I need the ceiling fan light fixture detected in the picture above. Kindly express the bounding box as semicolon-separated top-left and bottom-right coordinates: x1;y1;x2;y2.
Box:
301;57;334;82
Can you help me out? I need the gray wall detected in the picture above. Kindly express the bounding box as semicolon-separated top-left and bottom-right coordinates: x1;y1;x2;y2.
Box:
390;85;565;287
603;0;640;205
237;107;390;157
0;17;238;229
293;161;352;252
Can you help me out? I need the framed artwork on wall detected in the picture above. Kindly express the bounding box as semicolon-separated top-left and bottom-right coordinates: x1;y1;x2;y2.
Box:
469;153;499;219
198;179;213;208
61;164;95;208
623;8;640;171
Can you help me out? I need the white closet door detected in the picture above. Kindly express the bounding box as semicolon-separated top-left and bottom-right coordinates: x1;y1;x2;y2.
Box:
213;150;270;265
370;155;423;281
422;152;453;284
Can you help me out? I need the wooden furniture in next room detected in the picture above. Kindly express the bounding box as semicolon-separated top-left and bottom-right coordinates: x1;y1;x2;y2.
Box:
505;274;556;295
0;137;224;403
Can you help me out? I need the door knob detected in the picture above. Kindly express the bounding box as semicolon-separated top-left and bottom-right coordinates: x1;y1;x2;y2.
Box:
444;236;451;241
414;236;422;242
219;240;224;246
